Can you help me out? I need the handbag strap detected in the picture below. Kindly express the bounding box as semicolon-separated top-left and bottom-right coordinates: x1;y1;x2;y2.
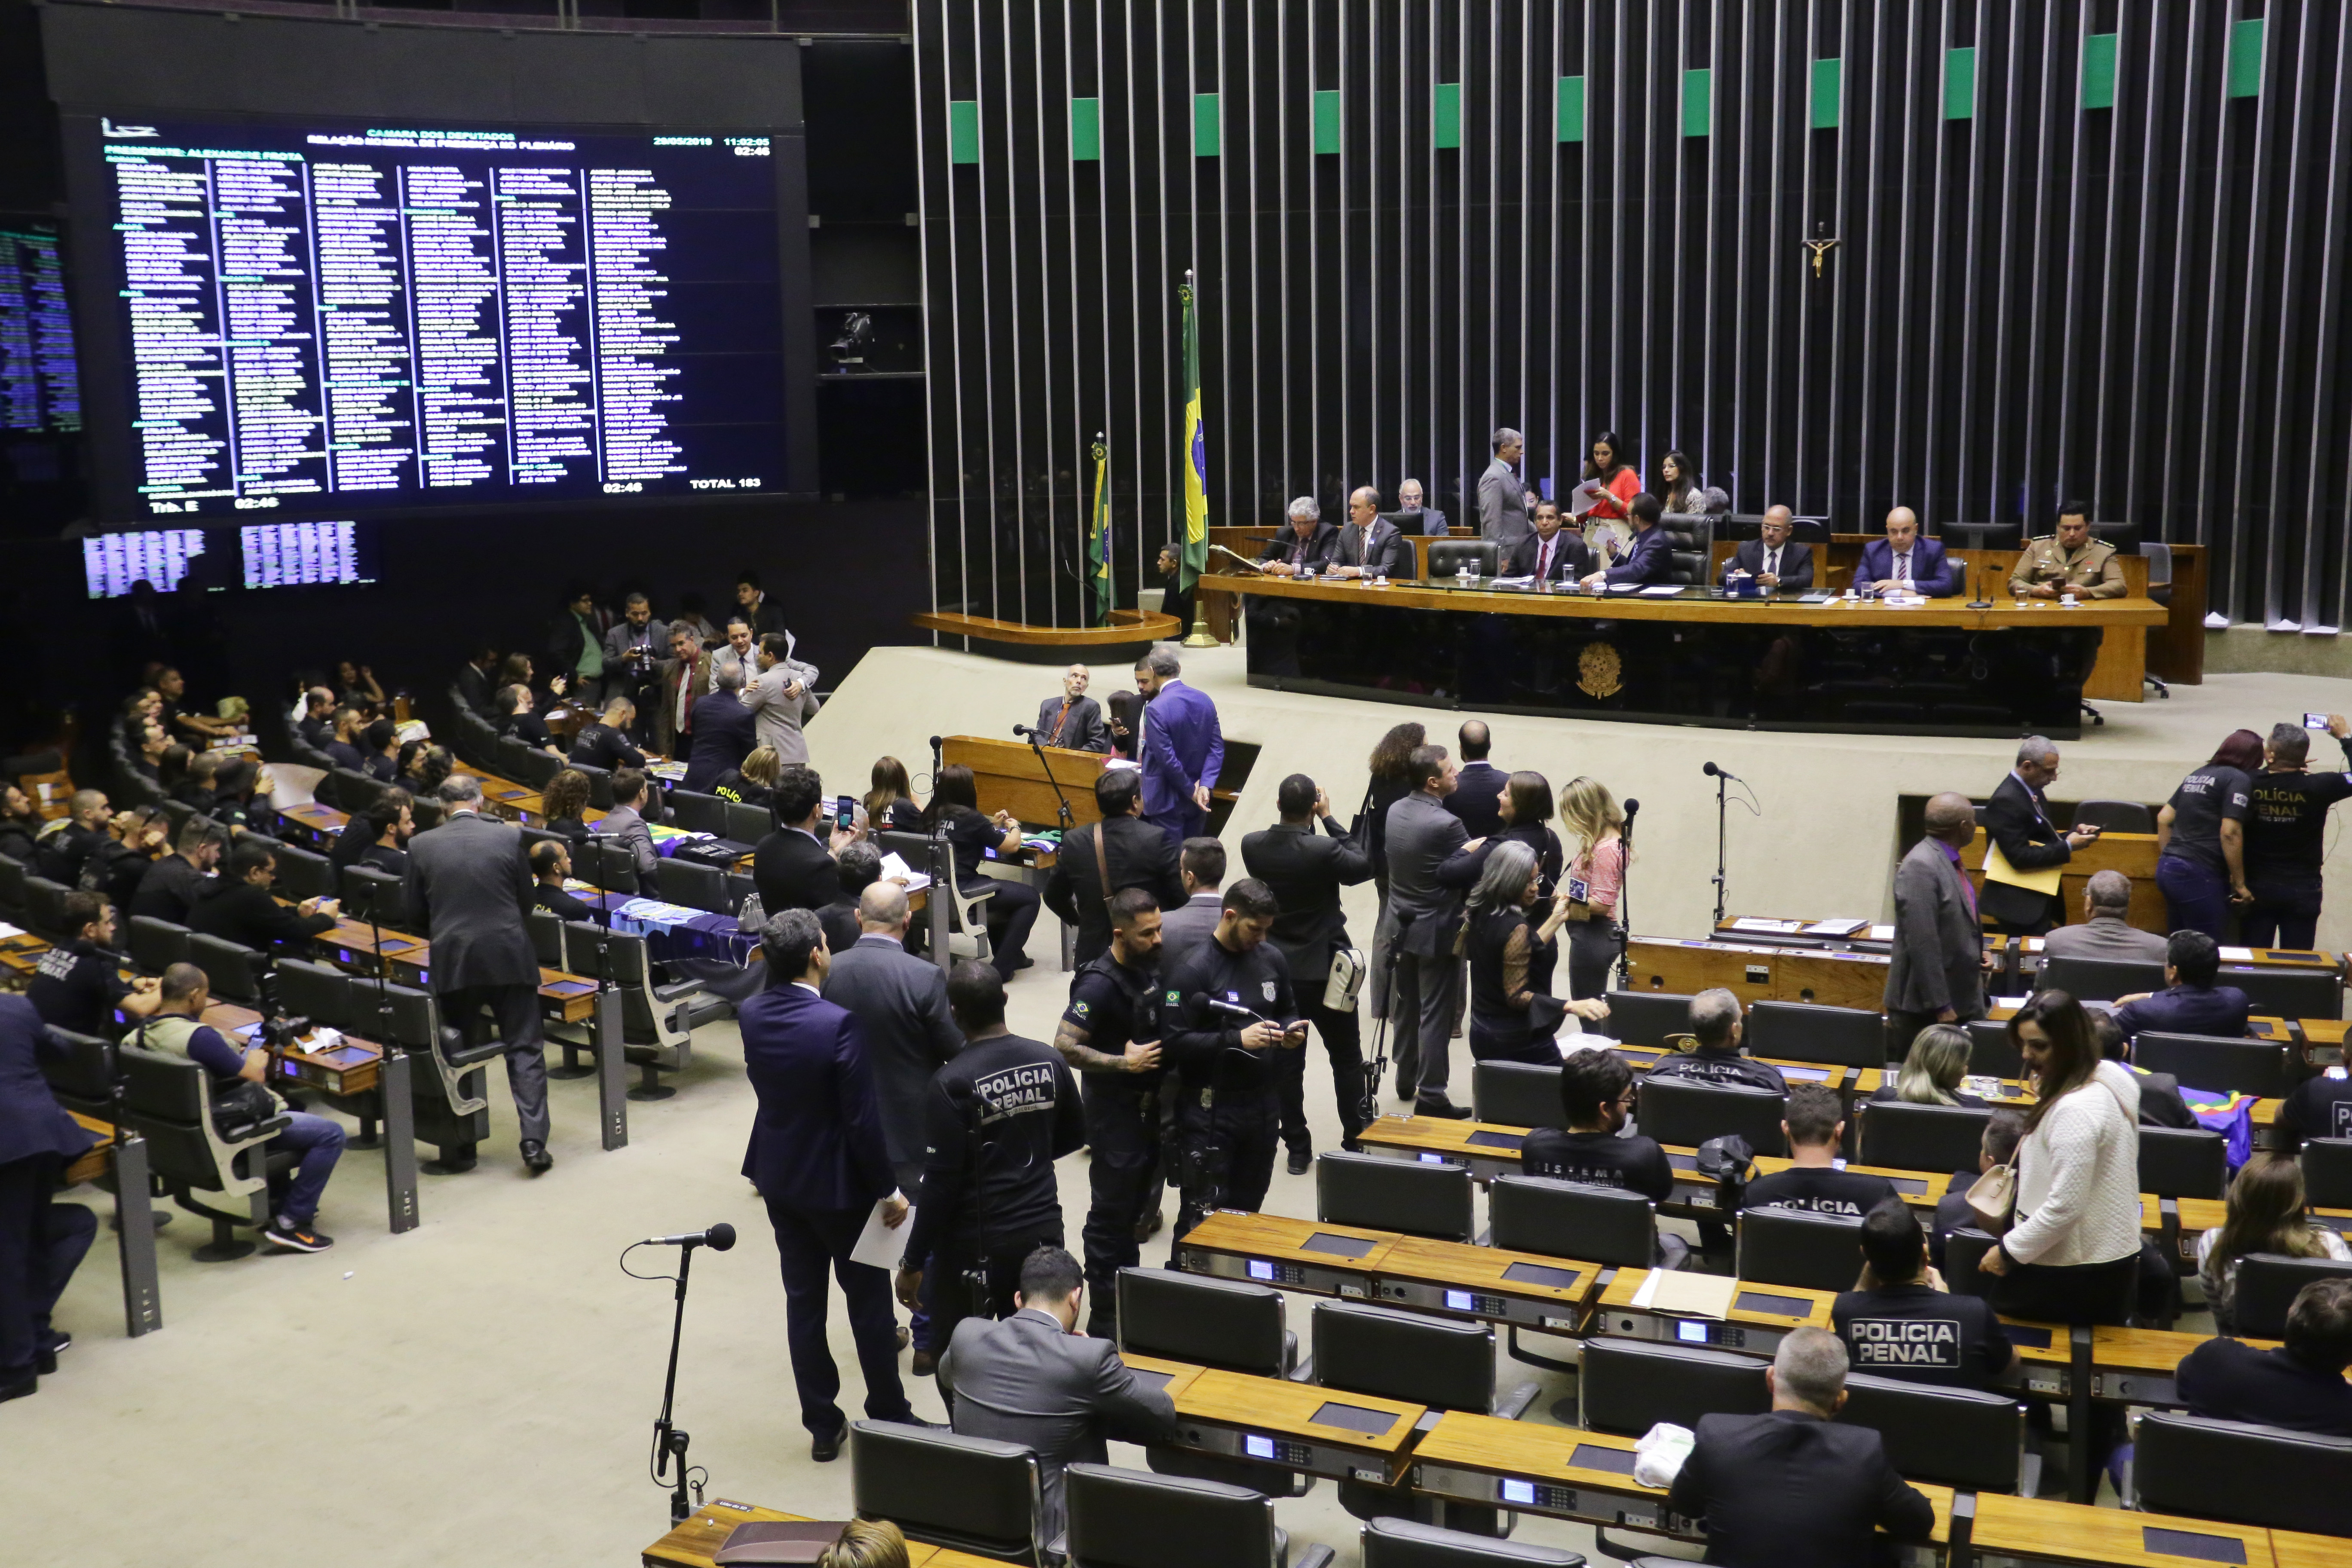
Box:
1090;821;1117;916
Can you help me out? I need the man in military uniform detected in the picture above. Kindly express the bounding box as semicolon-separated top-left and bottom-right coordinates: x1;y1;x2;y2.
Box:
1052;888;1167;1336
1162;879;1306;1247
2009;502;2125;599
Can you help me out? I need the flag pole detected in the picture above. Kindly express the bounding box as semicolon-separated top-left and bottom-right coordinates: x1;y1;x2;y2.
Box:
1178;268;1217;647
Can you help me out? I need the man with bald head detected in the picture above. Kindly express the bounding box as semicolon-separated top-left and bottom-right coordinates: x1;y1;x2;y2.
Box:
1886;792;1994;1055
1855;507;1959;597
1391;478;1450;535
1330;487;1404;579
1720;505;1815;592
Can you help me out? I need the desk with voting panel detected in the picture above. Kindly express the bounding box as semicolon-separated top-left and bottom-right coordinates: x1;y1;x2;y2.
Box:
1121;1350;1426;1486
1968;1491;2276;1568
1354;1114;1751;1216
643;1500;1007;1568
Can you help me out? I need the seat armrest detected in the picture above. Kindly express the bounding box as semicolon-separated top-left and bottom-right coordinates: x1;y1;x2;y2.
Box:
1292;1546;1336;1568
1287;1353;1315;1384
228;1113;293;1148
651;978;708;1005
1493;1380;1542;1421
444;1041;510;1068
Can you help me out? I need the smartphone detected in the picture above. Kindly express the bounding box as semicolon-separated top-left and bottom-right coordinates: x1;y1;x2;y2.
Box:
2306;713;2331;731
835;795;856;830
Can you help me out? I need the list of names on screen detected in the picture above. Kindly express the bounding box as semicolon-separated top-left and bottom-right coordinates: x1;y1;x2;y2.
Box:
0;225;82;435
105;122;786;515
84;528;205;599
241;519;367;588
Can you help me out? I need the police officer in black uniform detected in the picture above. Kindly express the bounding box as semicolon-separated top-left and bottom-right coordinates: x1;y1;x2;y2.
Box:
1643;987;1787;1093
25;893;160;1039
1052;888;1167;1337
1162;879;1306;1244
895;962;1085;1360
1832;1200;2017;1391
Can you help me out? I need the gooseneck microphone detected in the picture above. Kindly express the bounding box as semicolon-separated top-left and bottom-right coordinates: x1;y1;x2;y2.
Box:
641;1223;737;1251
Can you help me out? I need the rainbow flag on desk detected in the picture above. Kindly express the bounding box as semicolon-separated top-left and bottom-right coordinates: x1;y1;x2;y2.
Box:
2178;1084;2257;1172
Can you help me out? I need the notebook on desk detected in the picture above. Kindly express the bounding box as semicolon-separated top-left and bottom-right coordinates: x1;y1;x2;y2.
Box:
714;1522;848;1565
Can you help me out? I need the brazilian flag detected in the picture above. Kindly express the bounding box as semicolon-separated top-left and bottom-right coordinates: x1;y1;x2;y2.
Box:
1087;435;1112;627
1178;280;1209;591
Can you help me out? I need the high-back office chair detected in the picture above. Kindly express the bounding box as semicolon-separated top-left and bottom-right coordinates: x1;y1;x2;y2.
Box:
1600;991;1693;1048
128;915;193;975
2224;964;2340;1021
2226;1253;2352;1340
1487;1174;1681;1272
2129;1412;2352;1536
668;788;729;836
1115;1269;1309;1500
2301;1139;2352;1208
1635;1077;1788;1157
1736;1207;1867;1292
2036;954;2166;1004
2138;1125;2227;1200
1654;511;1714;585
1359;1517;1585;1568
1743;1000;1886;1070
116;1040;294;1262
186;934;263;1003
1963;1018;2023;1079
1578;1338;1768;1436
1316;1151;1474;1243
849;1420;1047;1565
2133;1032;2302;1099
1839;1373;2030;1493
1063;1463;1335;1568
2071;799;2156;834
1426;540;1501;579
1856;1101;1994;1175
1471;1061;1565;1130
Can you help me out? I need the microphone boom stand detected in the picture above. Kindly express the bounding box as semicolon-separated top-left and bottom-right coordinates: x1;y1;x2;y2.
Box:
1013;725;1078;832
650;1241;703;1526
1710;769;1730;928
1612;800;1639;995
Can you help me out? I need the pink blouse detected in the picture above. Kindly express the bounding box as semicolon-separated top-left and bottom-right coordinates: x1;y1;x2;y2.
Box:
1571;838;1625;913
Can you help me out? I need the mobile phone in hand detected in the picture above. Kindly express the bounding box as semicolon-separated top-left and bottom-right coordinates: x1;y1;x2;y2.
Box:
2306;713;2331;731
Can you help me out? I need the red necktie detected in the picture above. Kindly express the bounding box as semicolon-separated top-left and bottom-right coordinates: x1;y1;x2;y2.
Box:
1537;539;1553;579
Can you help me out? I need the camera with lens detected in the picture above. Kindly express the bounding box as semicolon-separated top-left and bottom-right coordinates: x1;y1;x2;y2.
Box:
250;961;309;1053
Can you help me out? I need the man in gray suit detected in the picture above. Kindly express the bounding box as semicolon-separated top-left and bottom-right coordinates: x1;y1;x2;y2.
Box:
742;632;821;766
1476;427;1531;551
1156;838;1227;970
939;1245;1177;1542
1390;477;1450;535
1384;744;1473;1117
403;775;554;1173
1034;664;1111;752
823;881;965;1370
2041;870;2169;964
1884;792;1993;1060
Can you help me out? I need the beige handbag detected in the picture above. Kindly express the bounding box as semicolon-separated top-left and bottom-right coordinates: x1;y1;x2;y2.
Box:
1965;1162;2017;1236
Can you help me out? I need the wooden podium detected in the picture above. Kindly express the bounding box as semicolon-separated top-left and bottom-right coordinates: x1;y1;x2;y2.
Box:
943;735;1108;827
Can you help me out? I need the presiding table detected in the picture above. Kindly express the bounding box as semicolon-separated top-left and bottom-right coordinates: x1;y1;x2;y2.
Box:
1202;572;2164;737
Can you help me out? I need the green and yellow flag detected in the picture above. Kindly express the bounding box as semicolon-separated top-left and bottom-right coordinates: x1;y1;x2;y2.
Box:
1178;279;1209;592
1087;434;1112;627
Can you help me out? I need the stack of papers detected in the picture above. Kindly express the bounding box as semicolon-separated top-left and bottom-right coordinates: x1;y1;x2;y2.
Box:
1729;917;1804;935
616;897;707;926
1639;585;1685;597
1802;918;1870;937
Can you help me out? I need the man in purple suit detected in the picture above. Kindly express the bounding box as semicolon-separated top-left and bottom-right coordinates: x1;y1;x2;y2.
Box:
1854;507;1960;597
1131;646;1223;850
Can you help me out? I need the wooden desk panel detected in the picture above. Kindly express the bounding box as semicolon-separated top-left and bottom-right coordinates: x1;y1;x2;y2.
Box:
943;735;1107;829
1622;937;1890;1010
1970;1492;2275;1568
643;1501;1005;1568
65;1111;114;1187
2269;1532;2352;1568
1352;1117;1734;1209
1963;828;2164;933
1174;1210;1395;1294
1408;1412;1698;1542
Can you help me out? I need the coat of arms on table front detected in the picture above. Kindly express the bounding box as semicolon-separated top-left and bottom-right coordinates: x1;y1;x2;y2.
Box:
1577;641;1623;699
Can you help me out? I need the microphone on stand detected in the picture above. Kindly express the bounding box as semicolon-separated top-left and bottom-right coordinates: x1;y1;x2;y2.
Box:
1621;797;1640;819
1701;762;1741;781
640;1223;738;1251
1011;723;1038;738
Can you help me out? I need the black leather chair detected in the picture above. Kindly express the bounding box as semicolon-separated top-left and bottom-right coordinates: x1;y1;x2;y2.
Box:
365;980;496;1170
655;856;729;914
1856;1101;1994;1175
849;1420;1045;1564
272;956;353;1030
724;799;773;844
1427;540;1501;579
1942;1227;2000;1300
22;875;72;940
2134;1032;2302;1099
2138;1125;2226;1200
1736;1207;1866;1292
116;1040;294;1262
571;761;618;811
2070;799;2156;833
1064;1463;1334;1568
1654;511;1713;584
1117;1268;1294;1376
328;766;384;815
668;788;729;836
1635;1077;1788;1157
0;851;27;918
493;735;539;784
1471;1061;1564;1130
340;864;410;929
2091;521;2143;554
561;922;724;1099
576;838;641;897
1601;990;1694;1047
1744;1000;1885;1070
1359;1517;1584;1568
525;907;567;969
723;871;758;917
2223;964;2340;1022
128;915;193;976
1487;1174;1676;1271
1578;1338;1768;1436
1316;1151;1473;1243
1312;1301;1537;1534
1942;521;2023;551
2037;954;2166;1004
2227;1253;2352;1340
1963;1018;2023;1079
186;933;263;1002
270;842;336;903
2131;1411;2352;1535
1838;1372;2029;1493
2301;1138;2352;1208
38;1028;116;1120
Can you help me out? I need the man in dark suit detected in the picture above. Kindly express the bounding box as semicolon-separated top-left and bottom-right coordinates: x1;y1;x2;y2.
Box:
1258;497;1341;575
1242;772;1374;1164
1444;721;1507;839
1854;506;1960;597
1667;1326;1936;1568
1979;736;2101;935
1388;477;1449;535
1329;487;1405;580
187;839;339;956
2112;930;2255;1040
753;766;844;916
0;992;100;1400
1580;493;1675;588
739;908;922;1459
1502;499;1593;585
1132;647;1222;849
1385;745;1471;1117
1719;505;1816;592
940;1245;1177;1541
528;840;595;922
1884;792;1991;1060
1044;770;1185;967
403;776;554;1174
679;663;758;793
1034;664;1111;752
1476;427;1531;550
653;623;714;761
453;645;500;723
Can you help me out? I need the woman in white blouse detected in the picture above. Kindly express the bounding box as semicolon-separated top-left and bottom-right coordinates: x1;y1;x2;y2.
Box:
1978;991;2145;1324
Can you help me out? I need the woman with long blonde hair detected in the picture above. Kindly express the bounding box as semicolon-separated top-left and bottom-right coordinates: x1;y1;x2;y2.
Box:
1556;776;1627;999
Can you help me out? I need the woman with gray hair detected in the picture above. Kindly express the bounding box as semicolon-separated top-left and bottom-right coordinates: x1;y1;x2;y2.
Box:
1458;840;1579;1066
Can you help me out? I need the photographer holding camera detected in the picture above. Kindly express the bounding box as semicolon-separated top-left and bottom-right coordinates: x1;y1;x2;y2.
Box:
138;963;346;1253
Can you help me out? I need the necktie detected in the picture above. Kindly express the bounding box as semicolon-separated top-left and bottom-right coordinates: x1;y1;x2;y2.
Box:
1896;551;1911;584
1765;547;1779;578
1051;698;1072;742
1537;539;1553;579
680;665;693;733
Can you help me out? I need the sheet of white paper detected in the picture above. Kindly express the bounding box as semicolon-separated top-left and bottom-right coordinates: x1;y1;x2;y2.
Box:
850;1200;914;1271
2218;946;2255;962
1639;584;1684;597
1730;918;1802;934
1630;1269;1663;1309
879;851;916;881
0;922;22;940
1568;478;1608;517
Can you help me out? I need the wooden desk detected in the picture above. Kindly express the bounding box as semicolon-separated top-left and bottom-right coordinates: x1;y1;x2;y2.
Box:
2269;1532;2352;1568
1353;1115;1736;1212
943;735;1109;829
643;1500;1006;1568
1963;827;2163;934
1592;1266;1834;1357
1623;935;1892;1010
1369;1234;1605;1334
1147;1357;1426;1485
1969;1491;2275;1568
2086;1324;2281;1408
1409;1412;1700;1545
1173;1210;1395;1296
